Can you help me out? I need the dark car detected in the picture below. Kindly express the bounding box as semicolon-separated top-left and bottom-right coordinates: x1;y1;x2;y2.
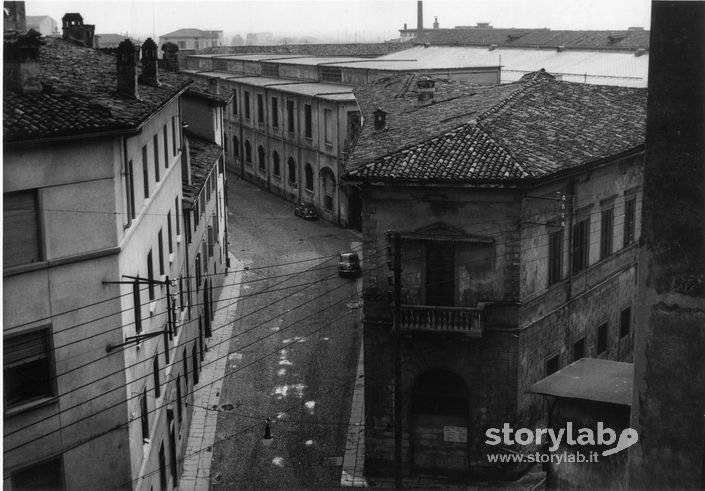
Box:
294;202;317;220
338;251;361;277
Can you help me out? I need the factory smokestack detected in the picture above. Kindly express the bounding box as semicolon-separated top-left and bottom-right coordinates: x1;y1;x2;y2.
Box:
417;1;423;35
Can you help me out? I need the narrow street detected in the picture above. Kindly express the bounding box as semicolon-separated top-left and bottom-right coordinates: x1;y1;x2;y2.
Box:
208;175;363;489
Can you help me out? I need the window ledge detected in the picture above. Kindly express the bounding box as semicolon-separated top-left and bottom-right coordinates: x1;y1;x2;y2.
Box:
5;395;58;418
169;253;175;264
176;235;182;244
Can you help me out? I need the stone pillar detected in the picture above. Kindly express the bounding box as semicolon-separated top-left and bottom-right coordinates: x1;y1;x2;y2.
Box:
628;1;705;489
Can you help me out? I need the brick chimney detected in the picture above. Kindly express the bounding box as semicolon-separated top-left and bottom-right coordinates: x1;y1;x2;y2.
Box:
160;41;179;71
61;13;95;48
4;28;43;94
116;38;139;98
139;38;159;86
417;1;423;35
417;77;435;106
4;1;27;37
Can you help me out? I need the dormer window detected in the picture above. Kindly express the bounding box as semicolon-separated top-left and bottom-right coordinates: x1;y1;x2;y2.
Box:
374;109;386;131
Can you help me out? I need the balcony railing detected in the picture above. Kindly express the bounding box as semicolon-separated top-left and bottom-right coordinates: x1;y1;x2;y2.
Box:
398;304;484;337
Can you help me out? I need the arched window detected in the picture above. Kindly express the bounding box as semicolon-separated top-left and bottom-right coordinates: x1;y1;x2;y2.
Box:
244;140;251;165
287;157;296;184
258;145;266;172
305;163;314;192
272;151;280;177
233;136;239;157
320;167;336;211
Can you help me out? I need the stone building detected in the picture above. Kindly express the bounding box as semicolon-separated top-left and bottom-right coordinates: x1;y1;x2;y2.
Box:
3;14;226;490
343;71;646;480
181;52;500;228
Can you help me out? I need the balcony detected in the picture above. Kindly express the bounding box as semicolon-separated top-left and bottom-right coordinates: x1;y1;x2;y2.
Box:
398;304;484;337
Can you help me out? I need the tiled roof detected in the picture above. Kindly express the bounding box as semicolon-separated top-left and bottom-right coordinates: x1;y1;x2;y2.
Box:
185;78;233;106
345;71;646;184
161;28;220;38
3;37;192;143
199;43;408;58
183;133;221;203
411;28;650;51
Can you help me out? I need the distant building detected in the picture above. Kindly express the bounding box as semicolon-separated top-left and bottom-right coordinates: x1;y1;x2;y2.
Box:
159;28;223;51
26;15;58;36
95;33;139;50
344;71;645;480
61;13;94;48
182;51;500;228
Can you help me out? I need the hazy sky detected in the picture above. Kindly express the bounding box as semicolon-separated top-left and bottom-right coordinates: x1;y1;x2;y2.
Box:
25;0;653;42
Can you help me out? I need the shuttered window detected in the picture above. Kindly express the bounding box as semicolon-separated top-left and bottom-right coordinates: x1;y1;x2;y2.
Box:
4;328;54;407
3;190;42;268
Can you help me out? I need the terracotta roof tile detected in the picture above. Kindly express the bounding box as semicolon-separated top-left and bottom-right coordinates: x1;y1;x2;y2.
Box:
182;134;221;203
3;37;192;143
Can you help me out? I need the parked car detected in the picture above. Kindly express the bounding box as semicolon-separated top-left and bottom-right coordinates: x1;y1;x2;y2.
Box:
294;202;317;220
338;251;361;277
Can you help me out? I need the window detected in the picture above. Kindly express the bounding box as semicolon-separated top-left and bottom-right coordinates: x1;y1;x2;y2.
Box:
288;157;296;184
3;190;42;268
176;374;183;423
244;91;250;119
232;89;237;115
125;160;136;223
182;349;188;389
159;443;167;491
624;198;636;247
10;457;64;490
179;276;184;311
133;279;142;334
304;104;312;138
153;355;161;398
305;164;314;191
153;134;160;182
206;176;211;202
573;337;585;362
548;228;563;285
142;146;149;199
4;327;54;408
167;212;173;255
192;343;199;385
620;307;632;338
140;387;149;440
195;253;202;289
233;136;239;158
271;97;279;128
600;207;614;260
426;243;454;306
272;151;280;177
208;225;214;257
597;323;608;354
147;250;155;300
202;241;208;272
245;140;252;165
546;354;560;375
571;218;589;273
175;197;180;236
324;108;333;144
171;117;177;156
258;145;266;172
257;93;264;123
287;100;295;133
321;66;342;82
163;125;169;168
158;230;165;275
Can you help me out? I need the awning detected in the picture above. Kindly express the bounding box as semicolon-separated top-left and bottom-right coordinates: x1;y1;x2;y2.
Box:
528;358;634;406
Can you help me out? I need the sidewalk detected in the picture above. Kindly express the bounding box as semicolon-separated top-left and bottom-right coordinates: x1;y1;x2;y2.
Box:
180;253;244;491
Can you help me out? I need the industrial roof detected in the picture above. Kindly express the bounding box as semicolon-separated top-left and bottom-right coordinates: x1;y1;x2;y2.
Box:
528;358;634;406
160;28;220;38
3;36;192;144
330;57;497;71
412;28;650;51
345;71;646;184
378;46;648;87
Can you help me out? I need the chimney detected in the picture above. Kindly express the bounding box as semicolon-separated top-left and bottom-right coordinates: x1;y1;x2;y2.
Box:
160;41;180;71
416;77;435;106
433;17;439;29
417;1;423;35
61;13;95;48
139;38;159;86
4;1;27;36
4;28;43;94
116;38;139;98
404;23;407;30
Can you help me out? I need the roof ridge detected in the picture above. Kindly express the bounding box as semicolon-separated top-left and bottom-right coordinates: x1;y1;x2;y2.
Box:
473;122;537;179
476;77;543;122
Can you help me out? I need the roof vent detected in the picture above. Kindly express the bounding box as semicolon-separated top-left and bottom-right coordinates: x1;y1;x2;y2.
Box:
416;77;435;106
476;22;492;29
634;48;647;57
488;44;498;51
556;45;566;52
608;34;625;43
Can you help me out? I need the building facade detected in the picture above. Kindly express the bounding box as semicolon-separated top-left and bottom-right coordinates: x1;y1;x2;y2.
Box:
3;17;225;490
26;15;58;37
182;52;500;228
159;28;223;51
344;72;646;479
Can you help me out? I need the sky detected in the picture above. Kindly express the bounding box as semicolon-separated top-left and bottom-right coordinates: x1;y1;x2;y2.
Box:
25;0;653;43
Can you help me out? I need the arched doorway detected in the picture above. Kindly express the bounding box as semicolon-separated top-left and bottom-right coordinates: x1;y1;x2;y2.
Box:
411;369;470;474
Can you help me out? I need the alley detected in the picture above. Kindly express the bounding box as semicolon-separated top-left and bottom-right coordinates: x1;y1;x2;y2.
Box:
208;175;363;489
